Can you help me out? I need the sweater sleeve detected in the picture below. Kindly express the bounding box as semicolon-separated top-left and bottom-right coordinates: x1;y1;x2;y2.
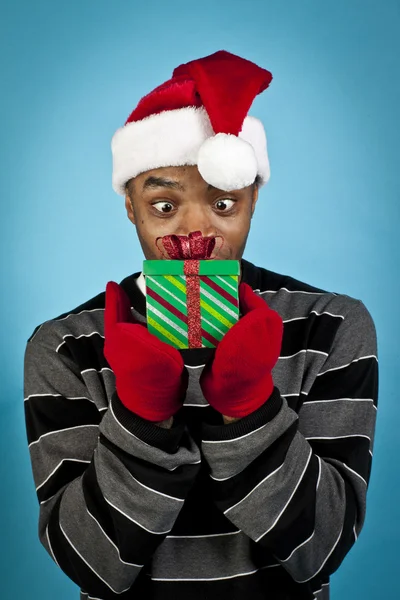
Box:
200;300;378;590
24;336;201;600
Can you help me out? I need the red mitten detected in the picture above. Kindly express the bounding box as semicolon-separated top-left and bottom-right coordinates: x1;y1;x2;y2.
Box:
104;281;188;422
200;282;283;418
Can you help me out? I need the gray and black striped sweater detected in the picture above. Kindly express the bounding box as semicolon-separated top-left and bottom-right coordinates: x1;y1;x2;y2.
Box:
23;259;378;600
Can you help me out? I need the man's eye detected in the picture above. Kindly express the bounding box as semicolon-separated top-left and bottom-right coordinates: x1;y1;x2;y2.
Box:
215;199;235;211
152;201;174;213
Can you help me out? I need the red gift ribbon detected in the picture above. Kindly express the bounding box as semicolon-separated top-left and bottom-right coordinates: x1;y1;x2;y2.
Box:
155;231;223;349
184;259;202;348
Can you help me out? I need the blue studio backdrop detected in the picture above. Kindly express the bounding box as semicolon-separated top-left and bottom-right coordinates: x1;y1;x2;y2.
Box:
1;1;398;598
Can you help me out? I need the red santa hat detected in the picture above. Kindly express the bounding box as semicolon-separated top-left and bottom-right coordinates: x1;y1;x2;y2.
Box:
111;50;273;194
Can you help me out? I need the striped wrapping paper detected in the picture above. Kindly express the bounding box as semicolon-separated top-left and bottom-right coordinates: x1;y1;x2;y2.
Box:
143;260;240;349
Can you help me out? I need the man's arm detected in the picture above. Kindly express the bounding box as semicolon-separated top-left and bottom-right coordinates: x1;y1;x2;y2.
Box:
24;335;200;600
200;299;378;591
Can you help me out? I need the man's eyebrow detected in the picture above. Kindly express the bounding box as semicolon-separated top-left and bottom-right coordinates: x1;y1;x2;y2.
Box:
142;176;185;192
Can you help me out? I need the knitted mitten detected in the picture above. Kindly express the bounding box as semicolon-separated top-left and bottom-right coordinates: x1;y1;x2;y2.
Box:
104;281;188;422
200;282;283;418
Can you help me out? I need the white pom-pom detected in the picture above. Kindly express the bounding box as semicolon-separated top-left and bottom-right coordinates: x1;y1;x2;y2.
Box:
197;133;258;191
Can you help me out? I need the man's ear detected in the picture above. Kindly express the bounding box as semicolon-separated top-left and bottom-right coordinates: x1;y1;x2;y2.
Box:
124;192;136;225
251;182;259;218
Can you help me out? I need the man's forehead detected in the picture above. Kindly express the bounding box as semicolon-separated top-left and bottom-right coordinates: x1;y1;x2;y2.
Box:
134;166;219;193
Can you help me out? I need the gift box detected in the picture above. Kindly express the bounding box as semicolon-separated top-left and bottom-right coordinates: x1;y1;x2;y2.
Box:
143;259;240;349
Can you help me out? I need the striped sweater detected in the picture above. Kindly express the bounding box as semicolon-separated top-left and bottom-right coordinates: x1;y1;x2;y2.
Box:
23;259;379;600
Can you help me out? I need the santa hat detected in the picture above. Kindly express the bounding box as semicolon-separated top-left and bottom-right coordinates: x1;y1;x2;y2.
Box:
111;50;273;194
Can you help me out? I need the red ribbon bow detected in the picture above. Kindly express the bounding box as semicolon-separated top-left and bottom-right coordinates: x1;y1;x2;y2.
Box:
155;230;220;260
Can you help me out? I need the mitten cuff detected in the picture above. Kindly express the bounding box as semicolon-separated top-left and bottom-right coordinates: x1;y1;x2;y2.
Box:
111;392;186;453
201;386;282;441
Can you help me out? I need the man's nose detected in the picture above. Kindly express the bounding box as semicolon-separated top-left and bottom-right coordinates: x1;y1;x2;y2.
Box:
175;207;215;237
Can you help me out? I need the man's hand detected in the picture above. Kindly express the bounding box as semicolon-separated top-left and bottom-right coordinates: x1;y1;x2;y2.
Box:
104;281;188;422
200;282;283;419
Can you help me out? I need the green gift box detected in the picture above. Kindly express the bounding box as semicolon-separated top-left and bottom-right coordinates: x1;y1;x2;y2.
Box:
143;259;240;349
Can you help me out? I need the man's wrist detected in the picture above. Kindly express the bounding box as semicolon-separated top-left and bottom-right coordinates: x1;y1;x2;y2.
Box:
222;415;241;424
155;417;174;429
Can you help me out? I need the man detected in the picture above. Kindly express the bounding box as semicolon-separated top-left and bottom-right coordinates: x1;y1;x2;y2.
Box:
24;51;378;600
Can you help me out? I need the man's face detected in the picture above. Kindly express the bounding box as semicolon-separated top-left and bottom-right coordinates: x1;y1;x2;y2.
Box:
124;165;259;260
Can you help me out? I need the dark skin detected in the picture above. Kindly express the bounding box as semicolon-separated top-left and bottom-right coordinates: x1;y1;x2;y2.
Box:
124;164;259;426
124;165;259;263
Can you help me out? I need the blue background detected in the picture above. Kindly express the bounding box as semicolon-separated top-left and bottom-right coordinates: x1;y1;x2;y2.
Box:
1;0;398;597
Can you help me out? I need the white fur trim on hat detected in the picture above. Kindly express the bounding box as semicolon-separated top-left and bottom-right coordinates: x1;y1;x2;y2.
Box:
111;107;270;195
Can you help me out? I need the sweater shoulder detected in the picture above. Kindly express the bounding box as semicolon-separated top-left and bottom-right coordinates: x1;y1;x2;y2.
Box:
26;289;107;348
241;259;362;319
241;258;328;293
27;272;144;348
